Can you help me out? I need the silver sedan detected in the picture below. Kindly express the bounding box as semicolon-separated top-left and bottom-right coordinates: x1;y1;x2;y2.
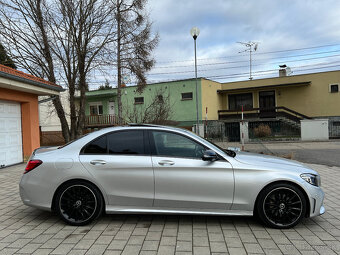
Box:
20;124;325;228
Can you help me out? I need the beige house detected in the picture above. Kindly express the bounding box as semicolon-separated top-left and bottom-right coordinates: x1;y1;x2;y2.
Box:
214;69;340;140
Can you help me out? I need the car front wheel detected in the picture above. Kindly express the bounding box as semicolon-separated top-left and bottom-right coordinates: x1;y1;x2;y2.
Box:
55;181;104;226
257;183;307;228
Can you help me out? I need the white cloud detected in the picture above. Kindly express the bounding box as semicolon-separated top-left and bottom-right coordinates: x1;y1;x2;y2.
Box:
143;0;340;83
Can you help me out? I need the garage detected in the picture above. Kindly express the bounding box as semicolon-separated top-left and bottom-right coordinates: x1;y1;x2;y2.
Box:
0;64;63;168
0;100;23;167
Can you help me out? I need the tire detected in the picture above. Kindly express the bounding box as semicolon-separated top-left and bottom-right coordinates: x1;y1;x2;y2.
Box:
55;181;104;226
256;182;307;229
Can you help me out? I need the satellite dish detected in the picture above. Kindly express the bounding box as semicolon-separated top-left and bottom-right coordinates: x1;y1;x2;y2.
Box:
286;67;293;75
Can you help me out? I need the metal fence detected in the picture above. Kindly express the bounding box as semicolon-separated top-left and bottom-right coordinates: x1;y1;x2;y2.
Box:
205;121;240;142
329;119;340;138
248;121;300;140
205;118;340;142
205;121;225;142
205;120;301;142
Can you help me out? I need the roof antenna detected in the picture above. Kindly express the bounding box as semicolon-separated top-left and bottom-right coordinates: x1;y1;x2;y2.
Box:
237;41;259;80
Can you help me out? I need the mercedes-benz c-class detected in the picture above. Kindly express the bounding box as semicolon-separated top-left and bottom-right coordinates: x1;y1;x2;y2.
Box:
20;124;325;228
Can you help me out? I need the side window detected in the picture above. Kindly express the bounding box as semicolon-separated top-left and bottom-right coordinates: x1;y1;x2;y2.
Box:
151;131;205;159
82;135;107;154
108;130;144;155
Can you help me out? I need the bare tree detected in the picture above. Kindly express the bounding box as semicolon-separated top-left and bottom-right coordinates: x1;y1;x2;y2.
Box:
0;0;71;141
125;88;175;125
0;0;116;141
0;0;158;141
49;0;116;139
112;0;159;124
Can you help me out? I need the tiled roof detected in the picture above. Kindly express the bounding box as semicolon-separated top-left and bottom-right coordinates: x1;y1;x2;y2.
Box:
0;64;63;91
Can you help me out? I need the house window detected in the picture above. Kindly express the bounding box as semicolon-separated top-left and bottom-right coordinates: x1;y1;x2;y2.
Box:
134;97;144;104
330;84;339;93
89;103;103;115
181;92;193;100
228;93;253;110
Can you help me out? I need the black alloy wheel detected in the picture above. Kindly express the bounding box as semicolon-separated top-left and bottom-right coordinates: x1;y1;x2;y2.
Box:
55;181;103;226
257;183;306;228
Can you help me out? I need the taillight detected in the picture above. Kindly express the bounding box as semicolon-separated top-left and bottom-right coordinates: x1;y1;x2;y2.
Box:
24;160;43;174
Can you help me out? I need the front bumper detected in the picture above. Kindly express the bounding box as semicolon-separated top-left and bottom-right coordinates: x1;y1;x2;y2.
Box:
307;184;325;218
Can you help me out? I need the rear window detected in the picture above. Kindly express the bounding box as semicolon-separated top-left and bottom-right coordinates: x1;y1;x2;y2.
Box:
82;135;107;154
108;131;144;155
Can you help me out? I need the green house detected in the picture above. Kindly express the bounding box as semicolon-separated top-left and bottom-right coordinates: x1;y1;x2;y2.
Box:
84;78;217;129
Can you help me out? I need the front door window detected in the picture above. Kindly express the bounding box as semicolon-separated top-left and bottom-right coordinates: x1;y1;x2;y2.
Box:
151;131;205;159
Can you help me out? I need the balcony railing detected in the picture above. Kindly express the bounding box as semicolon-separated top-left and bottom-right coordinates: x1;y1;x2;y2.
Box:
85;114;118;127
218;106;311;122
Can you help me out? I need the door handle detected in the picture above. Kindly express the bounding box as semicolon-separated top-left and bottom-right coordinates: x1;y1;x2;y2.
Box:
90;160;106;165
158;160;175;166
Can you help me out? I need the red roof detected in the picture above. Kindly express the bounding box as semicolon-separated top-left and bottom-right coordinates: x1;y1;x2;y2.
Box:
0;64;62;90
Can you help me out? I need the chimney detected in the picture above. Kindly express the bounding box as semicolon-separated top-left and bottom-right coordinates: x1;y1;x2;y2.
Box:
279;69;287;77
279;64;287;77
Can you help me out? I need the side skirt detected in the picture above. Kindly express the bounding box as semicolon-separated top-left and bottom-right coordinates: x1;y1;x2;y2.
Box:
106;206;253;216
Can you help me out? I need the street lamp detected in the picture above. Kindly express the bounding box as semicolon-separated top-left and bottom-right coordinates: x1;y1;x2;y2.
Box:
190;27;200;135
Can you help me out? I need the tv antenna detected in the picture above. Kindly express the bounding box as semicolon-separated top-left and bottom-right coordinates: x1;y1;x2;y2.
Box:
237;41;259;80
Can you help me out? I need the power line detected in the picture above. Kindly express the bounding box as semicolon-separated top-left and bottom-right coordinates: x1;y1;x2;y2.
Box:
205;63;340;79
96;52;340;77
146;62;340;82
155;43;340;64
87;62;340;87
146;57;340;76
94;48;340;74
153;49;340;69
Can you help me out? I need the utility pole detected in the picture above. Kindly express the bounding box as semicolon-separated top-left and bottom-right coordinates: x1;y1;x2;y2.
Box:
190;27;200;135
238;41;259;80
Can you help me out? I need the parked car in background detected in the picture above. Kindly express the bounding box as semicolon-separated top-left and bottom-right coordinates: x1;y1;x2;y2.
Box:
20;124;324;228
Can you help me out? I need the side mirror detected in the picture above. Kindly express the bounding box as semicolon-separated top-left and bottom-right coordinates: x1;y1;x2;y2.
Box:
202;150;218;161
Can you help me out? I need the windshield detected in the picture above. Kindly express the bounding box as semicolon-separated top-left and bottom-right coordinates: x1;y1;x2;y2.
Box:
187;131;236;157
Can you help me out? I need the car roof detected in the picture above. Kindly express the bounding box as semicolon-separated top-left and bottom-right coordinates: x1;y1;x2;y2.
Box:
84;124;192;138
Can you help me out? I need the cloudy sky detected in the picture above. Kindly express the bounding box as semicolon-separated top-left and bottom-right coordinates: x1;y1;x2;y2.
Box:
93;0;340;88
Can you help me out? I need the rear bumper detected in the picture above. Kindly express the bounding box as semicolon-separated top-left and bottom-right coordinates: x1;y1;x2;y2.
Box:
19;174;52;211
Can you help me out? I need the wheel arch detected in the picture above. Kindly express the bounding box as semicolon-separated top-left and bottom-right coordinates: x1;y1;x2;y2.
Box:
51;178;106;212
253;180;311;218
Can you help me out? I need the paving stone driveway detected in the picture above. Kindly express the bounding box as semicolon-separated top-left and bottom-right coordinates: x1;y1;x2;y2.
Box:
0;163;339;255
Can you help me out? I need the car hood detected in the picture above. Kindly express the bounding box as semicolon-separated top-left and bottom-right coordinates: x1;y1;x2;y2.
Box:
234;151;304;168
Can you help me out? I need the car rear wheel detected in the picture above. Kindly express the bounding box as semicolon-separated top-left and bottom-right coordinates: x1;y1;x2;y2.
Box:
55;181;103;226
257;183;306;228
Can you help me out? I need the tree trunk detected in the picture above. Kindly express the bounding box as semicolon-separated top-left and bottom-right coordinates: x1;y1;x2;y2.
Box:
69;84;77;140
77;51;87;137
36;0;70;142
77;74;86;137
52;96;70;142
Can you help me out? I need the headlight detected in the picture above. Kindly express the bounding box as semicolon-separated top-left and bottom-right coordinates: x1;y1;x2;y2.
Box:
300;173;321;187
